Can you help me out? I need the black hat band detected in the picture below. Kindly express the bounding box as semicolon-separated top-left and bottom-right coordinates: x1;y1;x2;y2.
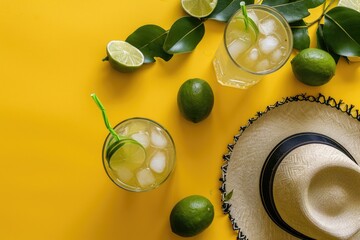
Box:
259;132;357;240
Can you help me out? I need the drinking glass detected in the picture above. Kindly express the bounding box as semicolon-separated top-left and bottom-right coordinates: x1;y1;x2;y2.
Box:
213;4;293;89
102;117;176;192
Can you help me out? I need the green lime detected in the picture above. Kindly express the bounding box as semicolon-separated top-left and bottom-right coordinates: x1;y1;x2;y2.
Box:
106;139;146;172
106;40;144;72
170;195;214;237
291;48;336;86
177;78;214;123
181;0;218;18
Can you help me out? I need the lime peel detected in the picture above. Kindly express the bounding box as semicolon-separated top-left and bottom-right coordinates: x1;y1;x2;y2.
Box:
291;48;336;86
170;195;214;237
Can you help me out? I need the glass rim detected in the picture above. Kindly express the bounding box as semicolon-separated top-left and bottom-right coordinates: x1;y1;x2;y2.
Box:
223;4;293;75
101;117;176;192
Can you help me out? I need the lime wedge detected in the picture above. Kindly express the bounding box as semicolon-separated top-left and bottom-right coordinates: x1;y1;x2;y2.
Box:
181;0;218;18
106;40;144;72
106;139;146;171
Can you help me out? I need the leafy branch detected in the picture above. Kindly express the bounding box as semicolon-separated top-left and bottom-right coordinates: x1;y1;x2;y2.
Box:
106;0;360;69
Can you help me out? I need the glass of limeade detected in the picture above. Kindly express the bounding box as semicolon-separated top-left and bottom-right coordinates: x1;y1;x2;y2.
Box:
102;117;176;192
213;4;293;89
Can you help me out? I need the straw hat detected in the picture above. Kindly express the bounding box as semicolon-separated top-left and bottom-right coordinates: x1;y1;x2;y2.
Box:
220;94;360;240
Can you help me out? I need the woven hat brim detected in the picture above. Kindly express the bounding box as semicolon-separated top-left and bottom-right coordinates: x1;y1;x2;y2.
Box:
220;94;360;240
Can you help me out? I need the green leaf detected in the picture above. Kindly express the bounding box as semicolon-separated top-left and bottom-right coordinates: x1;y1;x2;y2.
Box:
126;24;173;63
261;0;288;6
208;0;253;22
316;24;340;63
290;20;310;50
323;6;360;57
163;17;205;54
263;0;325;23
224;190;234;202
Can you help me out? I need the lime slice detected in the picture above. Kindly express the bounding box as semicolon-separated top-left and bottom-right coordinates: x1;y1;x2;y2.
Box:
240;2;259;40
181;0;218;18
338;0;360;11
106;40;144;72
107;139;146;171
234;16;259;42
106;139;127;161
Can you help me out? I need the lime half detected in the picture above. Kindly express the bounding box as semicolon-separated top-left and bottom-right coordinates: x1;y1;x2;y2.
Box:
106;139;146;172
181;0;218;18
106;40;144;72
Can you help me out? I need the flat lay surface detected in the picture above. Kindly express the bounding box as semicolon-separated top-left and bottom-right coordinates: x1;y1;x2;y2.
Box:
0;0;359;239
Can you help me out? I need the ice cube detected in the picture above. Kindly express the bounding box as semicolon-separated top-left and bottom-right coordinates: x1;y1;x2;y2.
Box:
256;59;270;71
259;35;279;55
259;18;276;36
114;124;129;137
247;48;259;62
136;168;156;187
114;165;133;183
127;121;147;135
131;132;150;148
271;48;283;63
243;48;259;69
227;39;249;60
151;128;168;148
150;151;166;174
247;10;259;25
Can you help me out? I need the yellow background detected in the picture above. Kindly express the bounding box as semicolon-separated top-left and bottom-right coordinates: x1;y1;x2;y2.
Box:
0;0;359;239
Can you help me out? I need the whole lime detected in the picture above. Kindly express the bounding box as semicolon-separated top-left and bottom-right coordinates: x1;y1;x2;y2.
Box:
177;78;214;123
170;195;214;237
291;48;336;86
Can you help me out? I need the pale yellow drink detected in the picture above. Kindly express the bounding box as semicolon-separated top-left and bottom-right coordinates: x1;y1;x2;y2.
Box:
102;118;176;192
213;4;293;89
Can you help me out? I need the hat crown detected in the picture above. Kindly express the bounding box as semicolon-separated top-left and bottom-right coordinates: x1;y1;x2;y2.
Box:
223;99;360;240
266;136;360;239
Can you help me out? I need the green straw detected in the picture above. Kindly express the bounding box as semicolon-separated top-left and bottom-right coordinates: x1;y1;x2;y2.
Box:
91;93;121;142
240;1;249;30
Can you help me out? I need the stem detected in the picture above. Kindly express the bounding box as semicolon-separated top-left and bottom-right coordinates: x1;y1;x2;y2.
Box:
306;0;336;27
91;93;121;142
291;25;309;30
